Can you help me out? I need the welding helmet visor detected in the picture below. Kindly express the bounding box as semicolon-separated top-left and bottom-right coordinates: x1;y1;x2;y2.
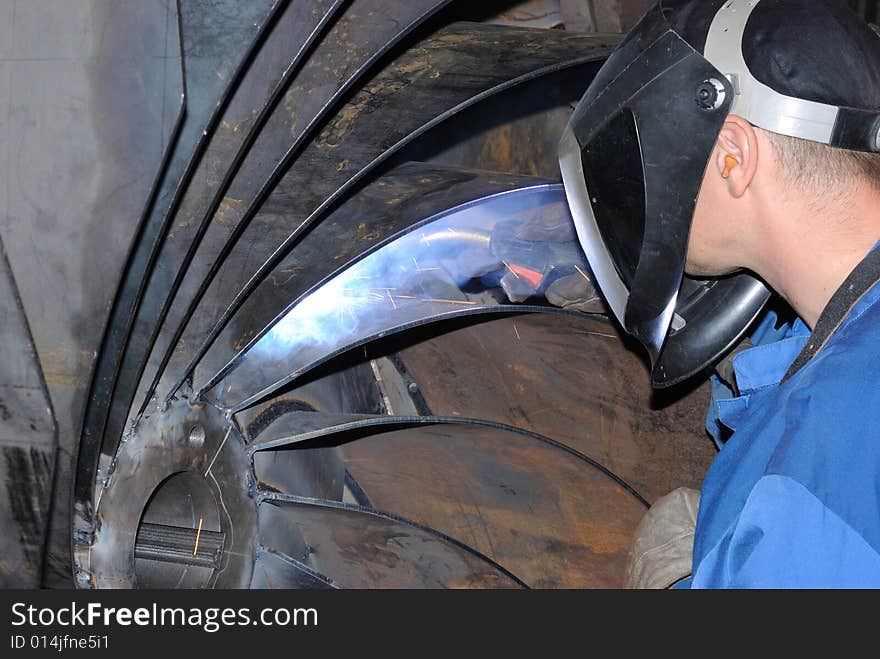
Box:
559;2;770;387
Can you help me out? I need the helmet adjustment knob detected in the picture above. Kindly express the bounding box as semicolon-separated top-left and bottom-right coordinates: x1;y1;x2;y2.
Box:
696;78;727;111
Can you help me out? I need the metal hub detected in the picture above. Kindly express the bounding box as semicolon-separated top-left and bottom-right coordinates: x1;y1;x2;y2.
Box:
78;400;257;589
134;471;223;588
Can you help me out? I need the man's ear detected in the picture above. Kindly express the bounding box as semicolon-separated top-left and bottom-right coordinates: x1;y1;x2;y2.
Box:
713;114;759;198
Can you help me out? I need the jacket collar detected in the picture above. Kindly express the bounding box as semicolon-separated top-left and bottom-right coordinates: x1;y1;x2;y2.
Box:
783;242;880;382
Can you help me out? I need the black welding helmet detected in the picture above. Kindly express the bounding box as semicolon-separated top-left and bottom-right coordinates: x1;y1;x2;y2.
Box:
559;0;880;387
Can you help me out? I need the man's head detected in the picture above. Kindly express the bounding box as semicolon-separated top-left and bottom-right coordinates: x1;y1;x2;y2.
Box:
560;0;880;386
685;0;880;277
688;118;880;278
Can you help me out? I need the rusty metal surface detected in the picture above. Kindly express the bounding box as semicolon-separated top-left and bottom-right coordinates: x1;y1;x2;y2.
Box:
254;447;345;500
415;100;576;179
241;410;647;587
559;0;654;32
257;496;526;588
486;0;563;28
241;413;644;588
396;313;716;503
251;550;338;589
337;423;646;588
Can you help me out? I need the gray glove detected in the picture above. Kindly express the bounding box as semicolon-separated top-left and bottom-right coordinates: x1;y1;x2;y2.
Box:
545;271;605;314
624;487;700;589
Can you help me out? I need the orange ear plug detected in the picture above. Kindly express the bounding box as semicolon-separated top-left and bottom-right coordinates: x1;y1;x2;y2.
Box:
722;155;738;179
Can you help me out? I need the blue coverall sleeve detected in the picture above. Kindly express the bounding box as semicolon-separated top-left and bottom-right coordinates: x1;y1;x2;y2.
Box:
692;474;880;588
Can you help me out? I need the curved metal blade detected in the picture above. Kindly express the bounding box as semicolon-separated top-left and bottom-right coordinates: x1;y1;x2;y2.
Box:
245;411;647;502
246;411;385;448
251;549;340;589
257;494;527;589
200;184;594;410
254;446;345;501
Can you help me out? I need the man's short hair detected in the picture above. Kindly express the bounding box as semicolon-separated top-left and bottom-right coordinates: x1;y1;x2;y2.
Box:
765;129;880;194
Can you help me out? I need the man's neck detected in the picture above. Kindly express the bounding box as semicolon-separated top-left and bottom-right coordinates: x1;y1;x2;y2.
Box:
755;186;880;330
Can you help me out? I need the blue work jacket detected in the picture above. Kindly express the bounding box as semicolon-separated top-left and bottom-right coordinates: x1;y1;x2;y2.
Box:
685;248;880;588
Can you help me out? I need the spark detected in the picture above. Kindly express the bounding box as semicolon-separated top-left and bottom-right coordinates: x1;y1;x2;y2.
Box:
514;324;521;340
574;264;592;283
386;289;398;310
193;517;204;556
576;330;617;340
424;298;477;306
503;261;520;279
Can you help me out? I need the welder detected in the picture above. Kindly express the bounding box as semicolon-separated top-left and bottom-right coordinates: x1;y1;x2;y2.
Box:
559;0;880;587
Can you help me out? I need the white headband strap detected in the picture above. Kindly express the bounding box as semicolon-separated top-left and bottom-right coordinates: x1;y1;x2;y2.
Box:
704;0;840;144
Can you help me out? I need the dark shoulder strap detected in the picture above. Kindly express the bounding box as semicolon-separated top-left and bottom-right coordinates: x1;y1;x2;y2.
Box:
783;247;880;383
